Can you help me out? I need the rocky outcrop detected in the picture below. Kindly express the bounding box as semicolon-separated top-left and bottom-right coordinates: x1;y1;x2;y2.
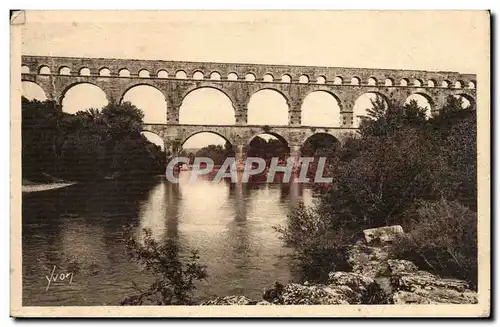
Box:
263;282;351;305
261;272;387;305
387;259;477;304
200;295;254;305
363;225;404;244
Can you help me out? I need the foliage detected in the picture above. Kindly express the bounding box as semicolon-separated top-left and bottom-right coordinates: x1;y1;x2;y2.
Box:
274;203;351;283
21;97;165;182
121;227;208;305
21;97;65;180
392;199;477;287
279;95;477;282
247;136;289;161
301;134;340;157
194;143;235;165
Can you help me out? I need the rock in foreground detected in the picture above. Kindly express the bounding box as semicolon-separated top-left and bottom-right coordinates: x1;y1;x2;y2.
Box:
200;295;253;305
388;259;477;304
262;272;387;305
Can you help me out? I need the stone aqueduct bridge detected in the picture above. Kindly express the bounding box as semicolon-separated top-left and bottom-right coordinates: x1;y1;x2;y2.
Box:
21;55;476;160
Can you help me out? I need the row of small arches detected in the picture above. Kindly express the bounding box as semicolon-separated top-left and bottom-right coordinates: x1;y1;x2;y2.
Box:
23;65;475;89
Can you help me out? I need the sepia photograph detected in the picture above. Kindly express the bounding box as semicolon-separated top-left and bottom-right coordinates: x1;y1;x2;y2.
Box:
10;10;490;318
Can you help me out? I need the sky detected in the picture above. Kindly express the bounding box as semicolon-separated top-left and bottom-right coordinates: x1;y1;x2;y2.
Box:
20;11;488;148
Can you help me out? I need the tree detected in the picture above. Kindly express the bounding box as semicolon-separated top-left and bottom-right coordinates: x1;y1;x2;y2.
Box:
22;98;166;182
195;144;233;165
21;97;65;180
101;101;144;142
247;136;289;161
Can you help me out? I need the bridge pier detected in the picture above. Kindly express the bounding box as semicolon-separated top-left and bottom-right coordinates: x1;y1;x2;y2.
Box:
289;144;302;172
234;144;246;172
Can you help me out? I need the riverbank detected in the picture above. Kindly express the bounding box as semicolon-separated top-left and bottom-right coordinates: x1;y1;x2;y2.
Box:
22;181;77;193
201;226;478;305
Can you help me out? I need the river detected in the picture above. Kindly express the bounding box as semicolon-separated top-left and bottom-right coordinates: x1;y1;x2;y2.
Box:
21;172;314;306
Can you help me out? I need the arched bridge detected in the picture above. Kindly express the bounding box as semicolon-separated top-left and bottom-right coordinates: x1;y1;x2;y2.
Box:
21;55;476;160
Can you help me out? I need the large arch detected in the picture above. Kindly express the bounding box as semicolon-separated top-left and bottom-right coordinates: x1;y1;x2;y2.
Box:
22;81;47;101
60;82;108;114
301;132;340;156
141;131;165;151
247;89;289;125
121;84;167;123
179;87;236;125
352;92;389;128
301;91;342;127
405;92;435;118
181;131;235;167
454;93;476;110
246;132;290;162
181;130;233;148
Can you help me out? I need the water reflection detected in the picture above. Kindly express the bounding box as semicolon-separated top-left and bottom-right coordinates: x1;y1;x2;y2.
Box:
22;174;313;305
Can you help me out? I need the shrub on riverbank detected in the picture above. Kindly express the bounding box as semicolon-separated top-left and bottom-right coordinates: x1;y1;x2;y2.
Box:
121;227;207;305
391;199;478;288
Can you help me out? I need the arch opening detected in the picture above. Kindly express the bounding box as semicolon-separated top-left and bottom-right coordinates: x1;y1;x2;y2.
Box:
301;133;340;157
39;66;51;75
193;71;204;80
61;83;108;114
179;87;235;125
119;69;130;77
454;81;463;89
351;77;360;85
468;81;476;89
454;94;475;110
317;76;326;84
400;78;409;87
384;78;393;86
22;81;47;101
334;76;343;85
427;79;436;87
210;72;221;80
281;74;291;83
299;75;309;84
157;70;168;78
141;131;165;151
352;92;389;128
245;73;256;82
263;73;274;82
405;93;434;119
247;133;289;162
99;68;111;77
227;72;238;81
122;85;167;124
59;67;71;75
441;80;450;88
301;91;341;127
181;132;234;166
79;67;91;76
139;69;150;78
413;79;423;87
368;77;377;86
176;70;187;79
21;65;30;74
247;89;289;125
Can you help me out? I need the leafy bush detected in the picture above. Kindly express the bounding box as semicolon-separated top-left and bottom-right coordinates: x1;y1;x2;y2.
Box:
121;227;208;305
22;98;166;181
391;199;477;288
275;203;352;283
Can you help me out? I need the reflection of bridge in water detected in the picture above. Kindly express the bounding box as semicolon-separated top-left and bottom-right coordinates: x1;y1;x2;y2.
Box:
21;55;476;168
